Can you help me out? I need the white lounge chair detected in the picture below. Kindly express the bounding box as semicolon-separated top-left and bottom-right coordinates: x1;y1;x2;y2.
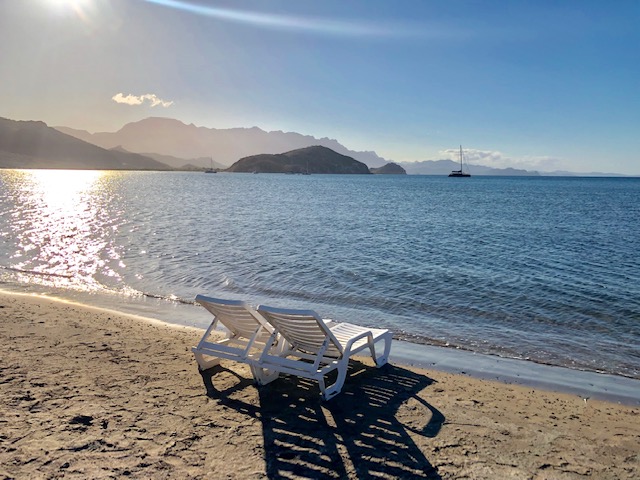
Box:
254;305;393;400
192;295;279;384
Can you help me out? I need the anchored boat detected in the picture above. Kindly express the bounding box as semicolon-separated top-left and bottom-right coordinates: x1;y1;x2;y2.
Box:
449;145;471;177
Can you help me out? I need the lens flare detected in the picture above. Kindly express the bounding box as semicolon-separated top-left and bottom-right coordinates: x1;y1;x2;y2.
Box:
144;0;415;37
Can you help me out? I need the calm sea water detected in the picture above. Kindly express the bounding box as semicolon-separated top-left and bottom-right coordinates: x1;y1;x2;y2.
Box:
1;170;639;378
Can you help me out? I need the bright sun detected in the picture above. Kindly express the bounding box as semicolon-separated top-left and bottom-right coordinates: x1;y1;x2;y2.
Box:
46;0;89;11
43;0;94;20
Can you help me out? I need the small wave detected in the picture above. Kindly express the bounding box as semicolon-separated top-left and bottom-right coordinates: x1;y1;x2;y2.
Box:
140;291;197;306
393;330;640;380
0;266;74;279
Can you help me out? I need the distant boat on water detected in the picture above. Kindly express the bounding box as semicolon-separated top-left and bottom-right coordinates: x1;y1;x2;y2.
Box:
449;145;471;177
205;157;216;173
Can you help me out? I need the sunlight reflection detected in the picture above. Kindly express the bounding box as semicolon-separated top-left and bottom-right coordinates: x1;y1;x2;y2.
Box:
4;170;124;292
26;169;102;209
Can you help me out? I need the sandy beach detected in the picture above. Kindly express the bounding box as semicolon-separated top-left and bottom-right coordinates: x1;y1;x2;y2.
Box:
1;291;638;479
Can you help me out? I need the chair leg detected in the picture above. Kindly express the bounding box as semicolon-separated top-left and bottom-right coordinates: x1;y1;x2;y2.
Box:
367;338;377;365
318;376;328;399
250;365;279;385
321;363;348;401
193;351;221;371
373;334;392;368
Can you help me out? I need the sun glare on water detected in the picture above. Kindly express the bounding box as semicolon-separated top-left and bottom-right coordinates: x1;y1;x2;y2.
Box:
26;169;102;209
5;170;124;292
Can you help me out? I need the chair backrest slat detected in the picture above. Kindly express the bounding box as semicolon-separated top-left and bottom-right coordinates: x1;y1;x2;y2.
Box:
257;305;343;357
196;295;273;340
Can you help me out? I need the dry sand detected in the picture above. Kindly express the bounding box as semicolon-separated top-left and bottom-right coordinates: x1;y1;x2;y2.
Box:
1;291;638;479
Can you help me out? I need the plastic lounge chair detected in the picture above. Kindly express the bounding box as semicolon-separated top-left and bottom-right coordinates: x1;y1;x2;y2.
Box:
192;295;279;383
255;305;393;400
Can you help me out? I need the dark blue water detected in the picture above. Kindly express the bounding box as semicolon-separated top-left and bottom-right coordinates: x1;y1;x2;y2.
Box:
1;170;638;378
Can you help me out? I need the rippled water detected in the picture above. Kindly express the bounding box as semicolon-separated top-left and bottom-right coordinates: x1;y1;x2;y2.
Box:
1;170;639;378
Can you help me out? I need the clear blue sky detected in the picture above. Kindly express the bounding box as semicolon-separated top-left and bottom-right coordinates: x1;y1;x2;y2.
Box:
1;0;638;174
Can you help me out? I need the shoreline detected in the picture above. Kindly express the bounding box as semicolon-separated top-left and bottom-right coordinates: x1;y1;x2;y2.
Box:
5;286;640;401
1;290;639;478
391;341;640;406
3;287;639;405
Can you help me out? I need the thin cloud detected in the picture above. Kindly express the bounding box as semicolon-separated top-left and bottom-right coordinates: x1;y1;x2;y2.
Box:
112;93;174;108
143;0;437;38
441;148;562;171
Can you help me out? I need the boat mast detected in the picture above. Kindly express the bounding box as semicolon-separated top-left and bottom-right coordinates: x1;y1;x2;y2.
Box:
459;145;463;171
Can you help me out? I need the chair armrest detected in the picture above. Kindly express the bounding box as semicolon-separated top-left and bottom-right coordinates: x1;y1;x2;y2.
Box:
343;330;373;355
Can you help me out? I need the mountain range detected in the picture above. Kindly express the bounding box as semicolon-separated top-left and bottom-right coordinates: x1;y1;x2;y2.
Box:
55;117;389;169
54;116;543;175
2;115;626;176
0;117;169;170
401;159;538;176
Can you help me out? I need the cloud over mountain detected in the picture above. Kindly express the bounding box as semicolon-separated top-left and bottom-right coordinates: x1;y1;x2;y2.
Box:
441;148;561;171
112;93;174;108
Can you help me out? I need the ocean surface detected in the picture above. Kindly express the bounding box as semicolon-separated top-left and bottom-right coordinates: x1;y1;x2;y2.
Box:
1;170;639;379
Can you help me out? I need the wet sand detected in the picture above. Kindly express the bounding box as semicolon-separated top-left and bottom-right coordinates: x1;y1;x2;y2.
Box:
1;291;638;479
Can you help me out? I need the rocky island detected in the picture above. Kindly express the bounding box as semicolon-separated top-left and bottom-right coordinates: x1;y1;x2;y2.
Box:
370;162;406;174
225;145;371;174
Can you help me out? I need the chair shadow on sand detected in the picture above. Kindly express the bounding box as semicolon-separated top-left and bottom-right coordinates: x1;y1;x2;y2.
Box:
257;361;444;479
199;361;444;479
198;365;263;417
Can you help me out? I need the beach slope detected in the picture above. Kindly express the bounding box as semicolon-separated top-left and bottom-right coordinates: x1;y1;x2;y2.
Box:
1;292;638;479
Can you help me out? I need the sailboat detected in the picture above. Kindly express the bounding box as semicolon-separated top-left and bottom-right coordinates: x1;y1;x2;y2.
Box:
448;145;471;177
205;157;216;173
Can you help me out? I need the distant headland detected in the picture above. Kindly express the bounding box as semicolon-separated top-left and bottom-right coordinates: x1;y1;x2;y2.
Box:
0;116;632;176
